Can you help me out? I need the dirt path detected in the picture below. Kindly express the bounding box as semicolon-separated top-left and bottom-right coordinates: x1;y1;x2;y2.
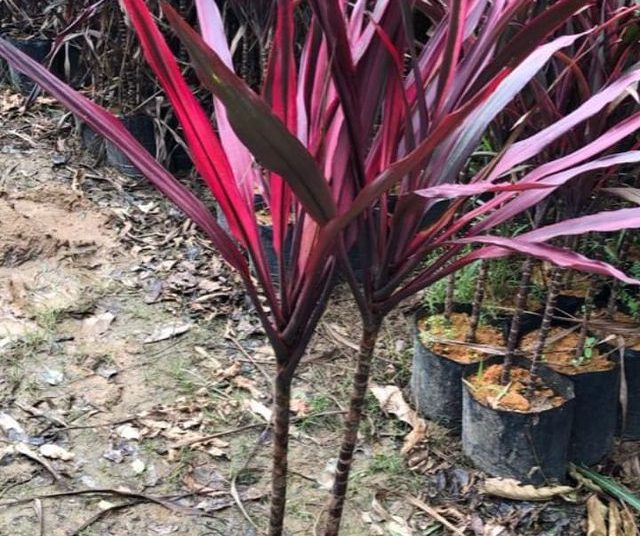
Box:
1;89;637;536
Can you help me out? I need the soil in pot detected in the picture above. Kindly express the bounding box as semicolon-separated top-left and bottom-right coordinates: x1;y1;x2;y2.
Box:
521;328;619;465
105;114;156;177
410;311;503;428
462;356;574;485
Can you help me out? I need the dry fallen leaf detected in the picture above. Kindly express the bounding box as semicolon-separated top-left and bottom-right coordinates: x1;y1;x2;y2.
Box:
81;312;115;337
290;398;310;417
117;424;141;441
130;458;146;475
232;376;263;398
370;384;427;454
484;478;574;501
244;399;272;422
587;494;608;536
39;444;75;461
0;412;25;437
609;501;622;536
143;322;191;344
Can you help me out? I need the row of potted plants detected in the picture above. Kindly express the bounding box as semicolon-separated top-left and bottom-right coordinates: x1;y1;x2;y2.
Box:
411;256;640;484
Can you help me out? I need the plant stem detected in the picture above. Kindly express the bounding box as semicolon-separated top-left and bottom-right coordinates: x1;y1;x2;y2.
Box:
269;368;292;536
502;257;534;384
465;261;488;342
531;268;563;375
325;321;382;536
444;273;455;321
574;280;595;360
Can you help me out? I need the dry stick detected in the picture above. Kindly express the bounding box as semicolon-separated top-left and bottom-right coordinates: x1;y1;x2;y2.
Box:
70;501;140;536
325;321;382;536
465;261;489;343
531;268;564;375
405;495;466;536
574;280;596;360
444;273;455;321
502;257;535;384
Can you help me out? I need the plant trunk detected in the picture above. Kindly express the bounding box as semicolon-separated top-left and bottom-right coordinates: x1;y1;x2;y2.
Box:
325;321;382;536
269;369;292;536
444;273;455;321
502;257;534;384
465;261;488;342
531;268;563;375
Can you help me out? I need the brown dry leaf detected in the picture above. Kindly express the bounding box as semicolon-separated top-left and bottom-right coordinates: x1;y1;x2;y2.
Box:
620;505;638;536
220;362;242;379
39;444;75;461
232;376;262;398
370;385;427;454
81;312;115;337
484;478;574;501
587;494;608;536
244;399;272;422
290;398;310;417
8;274;28;312
609;501;622;536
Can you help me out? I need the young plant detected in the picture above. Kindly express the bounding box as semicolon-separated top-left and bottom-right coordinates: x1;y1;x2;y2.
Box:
0;2;337;533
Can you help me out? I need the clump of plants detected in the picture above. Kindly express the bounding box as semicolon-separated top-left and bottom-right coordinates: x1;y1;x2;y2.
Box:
3;0;640;533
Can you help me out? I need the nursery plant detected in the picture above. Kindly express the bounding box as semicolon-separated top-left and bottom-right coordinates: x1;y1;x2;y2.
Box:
4;1;640;535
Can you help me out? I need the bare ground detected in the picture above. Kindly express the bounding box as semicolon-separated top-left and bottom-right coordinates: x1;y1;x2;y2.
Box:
0;89;639;536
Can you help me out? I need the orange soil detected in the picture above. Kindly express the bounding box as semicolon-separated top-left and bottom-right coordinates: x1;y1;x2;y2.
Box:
521;327;615;374
418;313;504;364
468;363;565;413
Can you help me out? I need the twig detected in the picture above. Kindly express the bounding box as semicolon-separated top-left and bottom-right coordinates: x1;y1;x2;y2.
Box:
172;410;345;448
229;424;270;532
33;498;44;536
70;500;140;536
0;488;199;515
226;332;273;389
406;495;466;535
14;443;65;486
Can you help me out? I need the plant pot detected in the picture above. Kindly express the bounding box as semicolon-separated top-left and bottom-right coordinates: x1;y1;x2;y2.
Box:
79;122;103;156
216;195;291;282
462;355;575;484
105;114;156;177
6;38;52;94
560;363;619;465
410;307;500;428
618;345;640;440
522;328;619;464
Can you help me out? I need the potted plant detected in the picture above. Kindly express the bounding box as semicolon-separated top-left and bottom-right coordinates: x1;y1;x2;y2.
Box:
411;262;503;427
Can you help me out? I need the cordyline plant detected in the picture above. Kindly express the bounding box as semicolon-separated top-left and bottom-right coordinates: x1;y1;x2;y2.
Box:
3;1;640;534
495;0;640;375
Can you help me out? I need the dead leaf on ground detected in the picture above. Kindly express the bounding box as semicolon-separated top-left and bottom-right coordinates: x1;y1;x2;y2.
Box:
39;444;75;461
484;477;574;501
243;399;272;422
81;311;115;337
117;424;141;441
143;322;191;344
587;494;608;536
370;384;427;454
290;398;310;417
232;376;263;398
609;501;622;536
